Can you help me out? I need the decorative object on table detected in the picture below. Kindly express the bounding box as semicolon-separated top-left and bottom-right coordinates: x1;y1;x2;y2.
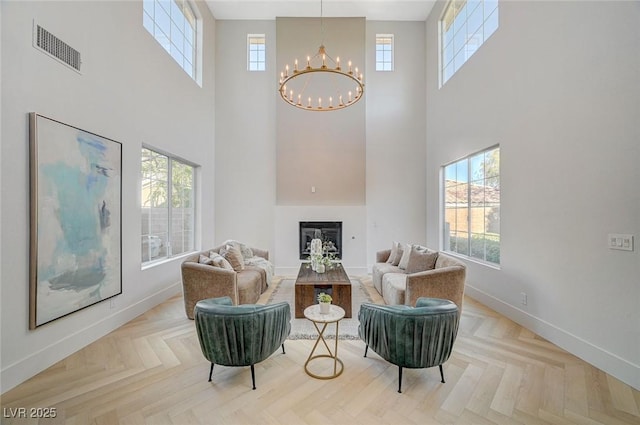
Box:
308;238;339;273
278;0;364;111
358;297;460;393
194;296;291;390
309;238;322;271
28;113;122;329
317;292;332;314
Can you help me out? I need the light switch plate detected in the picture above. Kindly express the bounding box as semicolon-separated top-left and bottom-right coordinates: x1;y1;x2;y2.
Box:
608;234;634;251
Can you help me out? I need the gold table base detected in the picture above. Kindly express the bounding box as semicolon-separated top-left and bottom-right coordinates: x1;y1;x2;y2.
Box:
304;316;344;379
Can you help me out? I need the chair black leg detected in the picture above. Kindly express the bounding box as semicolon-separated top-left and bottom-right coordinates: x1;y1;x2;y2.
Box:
439;364;445;383
398;366;403;393
282;343;286;354
364;345;369;357
208;363;214;382
250;364;256;390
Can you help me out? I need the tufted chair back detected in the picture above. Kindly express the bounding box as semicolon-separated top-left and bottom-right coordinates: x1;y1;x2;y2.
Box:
358;297;459;393
194;296;291;389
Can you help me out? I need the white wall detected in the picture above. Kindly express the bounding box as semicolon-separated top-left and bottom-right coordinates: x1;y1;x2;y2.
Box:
214;20;277;253
0;0;216;393
366;21;427;266
425;1;640;389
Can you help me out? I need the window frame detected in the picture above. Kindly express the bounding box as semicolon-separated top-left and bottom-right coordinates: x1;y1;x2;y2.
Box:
247;34;266;72
143;0;202;84
141;146;198;266
439;0;499;86
441;145;500;267
375;34;394;72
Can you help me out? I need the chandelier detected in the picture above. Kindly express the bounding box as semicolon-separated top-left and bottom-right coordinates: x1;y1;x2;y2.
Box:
278;1;364;111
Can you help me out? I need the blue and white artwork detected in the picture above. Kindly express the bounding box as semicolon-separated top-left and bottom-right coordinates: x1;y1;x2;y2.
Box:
30;114;122;328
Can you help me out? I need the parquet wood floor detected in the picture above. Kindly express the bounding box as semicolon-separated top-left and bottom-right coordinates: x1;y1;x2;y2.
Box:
2;276;638;424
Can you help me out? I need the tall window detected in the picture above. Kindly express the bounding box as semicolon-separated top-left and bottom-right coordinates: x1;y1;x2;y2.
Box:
143;0;198;80
141;148;196;264
375;34;394;71
440;0;499;85
443;146;500;265
247;34;266;71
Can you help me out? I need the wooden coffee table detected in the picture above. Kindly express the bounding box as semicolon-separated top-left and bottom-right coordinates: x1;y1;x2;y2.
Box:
294;262;352;318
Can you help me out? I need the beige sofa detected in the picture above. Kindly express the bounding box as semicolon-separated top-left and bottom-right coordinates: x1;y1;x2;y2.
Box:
372;244;466;315
181;243;271;319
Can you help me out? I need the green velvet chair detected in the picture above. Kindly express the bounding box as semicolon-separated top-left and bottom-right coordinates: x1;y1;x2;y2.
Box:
194;296;291;390
358;297;459;393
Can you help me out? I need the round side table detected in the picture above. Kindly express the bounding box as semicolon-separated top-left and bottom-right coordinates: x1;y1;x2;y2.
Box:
303;304;345;379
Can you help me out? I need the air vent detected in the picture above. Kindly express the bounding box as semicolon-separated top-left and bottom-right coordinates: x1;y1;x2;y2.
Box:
33;22;82;73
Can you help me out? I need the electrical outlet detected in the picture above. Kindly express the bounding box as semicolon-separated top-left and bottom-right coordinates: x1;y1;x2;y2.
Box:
521;292;527;306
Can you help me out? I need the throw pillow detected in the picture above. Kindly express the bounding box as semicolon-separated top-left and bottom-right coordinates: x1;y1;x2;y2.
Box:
392;243;404;266
199;254;214;265
386;241;400;264
239;243;254;260
209;252;234;271
405;246;439;274
398;243;413;270
223;240;254;260
220;244;244;271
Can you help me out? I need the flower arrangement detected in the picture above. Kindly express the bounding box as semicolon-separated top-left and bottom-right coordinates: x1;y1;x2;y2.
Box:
317;292;332;303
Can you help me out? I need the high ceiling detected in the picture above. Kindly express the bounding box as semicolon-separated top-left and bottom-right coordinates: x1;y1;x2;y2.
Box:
204;0;437;21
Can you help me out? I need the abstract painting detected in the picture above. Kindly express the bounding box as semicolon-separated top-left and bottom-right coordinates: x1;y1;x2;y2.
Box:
29;113;122;329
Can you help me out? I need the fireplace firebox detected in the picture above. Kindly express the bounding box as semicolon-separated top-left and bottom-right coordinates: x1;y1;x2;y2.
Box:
299;221;342;260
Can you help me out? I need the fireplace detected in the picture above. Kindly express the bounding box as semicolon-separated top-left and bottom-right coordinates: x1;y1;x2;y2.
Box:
299;221;342;260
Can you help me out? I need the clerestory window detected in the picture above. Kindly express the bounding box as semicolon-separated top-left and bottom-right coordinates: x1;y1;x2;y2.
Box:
143;0;199;81
440;0;499;85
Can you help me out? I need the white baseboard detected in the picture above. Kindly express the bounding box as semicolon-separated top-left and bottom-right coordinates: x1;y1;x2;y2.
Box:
465;285;640;391
0;283;181;394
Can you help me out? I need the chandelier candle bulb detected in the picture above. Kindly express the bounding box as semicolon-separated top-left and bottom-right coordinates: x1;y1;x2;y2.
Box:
336;57;340;69
308;97;312;108
297;94;302;105
307;56;311;69
348;91;352;102
294;59;298;72
285;64;289;77
289;90;293;101
329;97;333;108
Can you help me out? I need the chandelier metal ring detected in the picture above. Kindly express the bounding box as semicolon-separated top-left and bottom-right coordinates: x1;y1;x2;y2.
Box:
278;45;365;111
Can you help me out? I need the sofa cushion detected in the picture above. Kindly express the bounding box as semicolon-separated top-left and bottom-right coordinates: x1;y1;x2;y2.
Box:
392;244;404;266
220;244;245;271
398;243;412;269
372;262;403;294
382;273;407;305
209;252;234;271
199;254;214;265
405;246;438;274
224;239;254;261
236;269;262;304
387;241;401;264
